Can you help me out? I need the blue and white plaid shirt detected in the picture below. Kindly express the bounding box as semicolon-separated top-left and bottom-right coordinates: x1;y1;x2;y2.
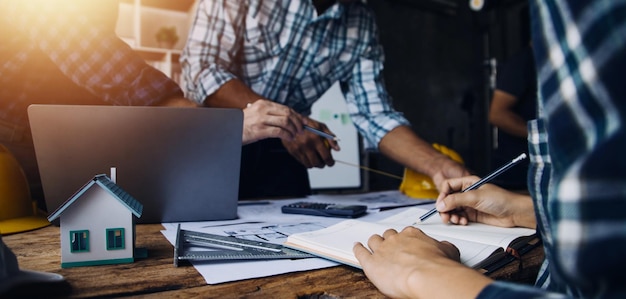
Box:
479;1;626;298
181;0;409;149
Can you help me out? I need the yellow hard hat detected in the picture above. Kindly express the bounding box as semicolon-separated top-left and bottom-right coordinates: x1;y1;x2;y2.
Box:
0;145;50;235
399;143;464;199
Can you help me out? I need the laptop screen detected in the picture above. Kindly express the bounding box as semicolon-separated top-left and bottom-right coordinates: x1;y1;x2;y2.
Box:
28;105;242;223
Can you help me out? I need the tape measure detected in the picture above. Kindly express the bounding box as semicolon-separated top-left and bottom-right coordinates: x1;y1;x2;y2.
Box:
173;224;315;266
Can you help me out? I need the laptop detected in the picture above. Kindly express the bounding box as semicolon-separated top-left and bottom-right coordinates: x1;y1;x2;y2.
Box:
28;105;242;224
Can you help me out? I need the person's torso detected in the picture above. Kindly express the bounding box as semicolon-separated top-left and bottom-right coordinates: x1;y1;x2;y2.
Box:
0;39;100;128
235;0;377;114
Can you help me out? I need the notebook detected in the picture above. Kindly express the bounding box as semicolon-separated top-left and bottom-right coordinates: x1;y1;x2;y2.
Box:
28;105;243;224
284;207;538;270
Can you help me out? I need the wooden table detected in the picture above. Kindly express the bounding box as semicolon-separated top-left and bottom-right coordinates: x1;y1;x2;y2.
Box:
3;224;544;298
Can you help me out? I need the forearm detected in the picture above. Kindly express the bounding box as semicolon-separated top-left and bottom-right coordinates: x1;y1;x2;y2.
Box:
490;112;528;138
408;257;493;298
181;0;247;106
156;97;198;108
378;126;464;179
203;79;265;109
379;126;440;174
203;80;310;145
489;90;528;138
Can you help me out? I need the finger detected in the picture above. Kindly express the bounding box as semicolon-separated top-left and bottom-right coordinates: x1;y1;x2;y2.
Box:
250;115;298;141
265;115;300;139
243;103;299;141
323;138;340;153
438;195;472;223
439;190;482;214
278;110;306;135
298;133;329;168
325;138;340;151
314;138;335;167
436;179;459;202
272;106;306;134
366;234;384;251
316;124;340;151
331;142;340;151
303;120;339;149
381;228;398;239
438;204;470;225
353;242;372;265
439;241;461;261
436;176;481;201
353;242;372;255
256;100;306;133
304;144;325;168
400;226;422;235
259;105;302;133
297;148;315;168
448;213;468;225
264;126;296;141
316;126;340;151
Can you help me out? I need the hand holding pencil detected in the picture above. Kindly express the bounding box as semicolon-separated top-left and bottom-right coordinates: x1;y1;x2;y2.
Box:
304;125;340;142
280;118;340;168
420;153;536;228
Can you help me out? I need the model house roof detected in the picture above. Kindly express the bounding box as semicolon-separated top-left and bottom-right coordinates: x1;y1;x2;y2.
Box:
47;174;143;221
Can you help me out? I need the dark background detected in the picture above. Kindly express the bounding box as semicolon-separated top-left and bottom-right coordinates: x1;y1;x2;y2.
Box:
359;0;530;191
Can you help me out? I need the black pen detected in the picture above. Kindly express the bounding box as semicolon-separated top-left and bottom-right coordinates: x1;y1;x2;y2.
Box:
304;125;340;142
373;201;434;212
418;153;528;222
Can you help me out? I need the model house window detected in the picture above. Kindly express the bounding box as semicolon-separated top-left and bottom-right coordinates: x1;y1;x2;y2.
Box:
106;228;125;250
70;230;89;252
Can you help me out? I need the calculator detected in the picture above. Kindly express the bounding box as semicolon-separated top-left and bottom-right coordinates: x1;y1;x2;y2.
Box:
281;202;367;218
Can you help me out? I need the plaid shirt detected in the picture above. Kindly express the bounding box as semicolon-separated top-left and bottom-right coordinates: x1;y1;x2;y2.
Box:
181;0;409;149
0;0;182;130
479;1;626;298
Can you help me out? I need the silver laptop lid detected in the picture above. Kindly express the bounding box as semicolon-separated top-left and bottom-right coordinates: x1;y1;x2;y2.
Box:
28;105;242;223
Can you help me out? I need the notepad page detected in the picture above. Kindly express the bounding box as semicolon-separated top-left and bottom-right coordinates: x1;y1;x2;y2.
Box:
285;220;397;268
378;208;536;249
284;219;502;268
426;233;502;267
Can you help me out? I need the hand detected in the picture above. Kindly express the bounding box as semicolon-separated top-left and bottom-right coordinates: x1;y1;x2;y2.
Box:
436;176;536;228
429;155;470;189
376;126;470;188
242;100;307;145
354;227;472;299
281;118;340;168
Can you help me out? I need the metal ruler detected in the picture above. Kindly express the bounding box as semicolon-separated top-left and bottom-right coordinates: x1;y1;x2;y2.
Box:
173;224;315;267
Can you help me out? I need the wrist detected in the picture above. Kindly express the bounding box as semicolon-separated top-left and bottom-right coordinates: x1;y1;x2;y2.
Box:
421;154;448;178
409;258;492;298
424;154;461;187
512;194;536;228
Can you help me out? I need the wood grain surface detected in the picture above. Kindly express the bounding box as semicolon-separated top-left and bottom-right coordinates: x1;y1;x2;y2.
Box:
3;224;543;298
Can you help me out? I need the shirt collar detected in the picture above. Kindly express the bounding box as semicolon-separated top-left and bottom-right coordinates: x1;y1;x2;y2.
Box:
310;0;345;21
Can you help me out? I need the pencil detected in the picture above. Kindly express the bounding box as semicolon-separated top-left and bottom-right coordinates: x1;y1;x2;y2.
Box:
418;153;528;222
304;125;340;142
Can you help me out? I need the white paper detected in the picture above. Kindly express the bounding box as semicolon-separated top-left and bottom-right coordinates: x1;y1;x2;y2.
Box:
380;208;536;249
161;190;429;284
285;207;537;268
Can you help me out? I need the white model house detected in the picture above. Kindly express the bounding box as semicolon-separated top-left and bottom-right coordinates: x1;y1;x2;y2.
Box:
47;174;143;268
